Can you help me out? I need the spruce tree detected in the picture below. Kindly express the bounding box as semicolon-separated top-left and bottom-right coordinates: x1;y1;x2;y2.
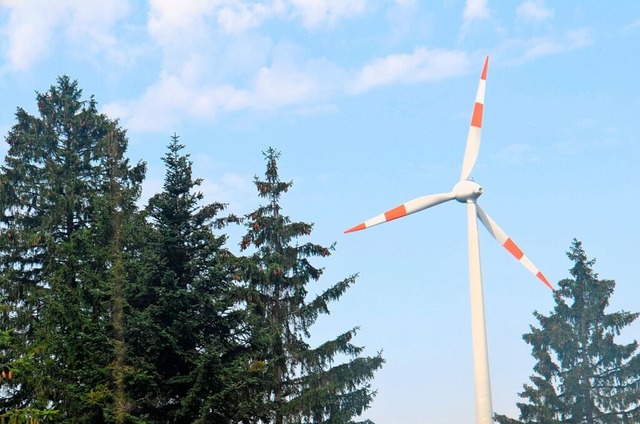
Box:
126;135;243;423
495;239;640;423
239;148;384;424
0;76;146;422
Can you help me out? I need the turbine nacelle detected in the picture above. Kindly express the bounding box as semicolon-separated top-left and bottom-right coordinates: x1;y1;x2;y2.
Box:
454;180;483;203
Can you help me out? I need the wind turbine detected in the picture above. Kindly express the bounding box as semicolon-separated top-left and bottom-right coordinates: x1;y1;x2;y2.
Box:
344;56;553;424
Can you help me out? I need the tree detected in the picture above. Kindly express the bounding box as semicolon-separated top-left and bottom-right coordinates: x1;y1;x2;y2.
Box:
126;135;244;423
239;148;384;424
495;239;640;423
0;76;146;422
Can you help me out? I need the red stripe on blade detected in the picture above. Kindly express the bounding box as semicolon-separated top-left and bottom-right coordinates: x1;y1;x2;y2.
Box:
471;102;484;128
481;57;489;80
537;272;553;290
385;205;407;222
344;223;366;234
503;238;524;259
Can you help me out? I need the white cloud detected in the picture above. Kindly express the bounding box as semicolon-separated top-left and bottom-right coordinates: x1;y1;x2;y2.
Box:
1;0;64;71
289;0;366;28
500;29;592;64
217;1;286;34
394;0;416;6
86;2;465;131
352;48;469;93
516;0;554;22
147;0;364;42
147;0;218;53
139;169;254;215
103;56;333;131
1;0;130;72
109;44;471;131
200;173;255;212
621;18;640;33
462;0;489;26
519;29;591;61
251;64;319;109
103;73;242;132
147;0;287;44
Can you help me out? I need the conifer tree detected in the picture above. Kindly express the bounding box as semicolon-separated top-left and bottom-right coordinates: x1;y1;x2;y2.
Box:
495;240;640;423
0;76;145;422
239;148;384;424
126;135;243;423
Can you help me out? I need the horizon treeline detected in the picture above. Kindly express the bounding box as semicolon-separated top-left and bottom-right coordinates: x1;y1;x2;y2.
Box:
0;76;383;423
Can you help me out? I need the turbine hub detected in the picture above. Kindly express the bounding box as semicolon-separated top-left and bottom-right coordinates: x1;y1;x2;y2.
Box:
453;180;483;203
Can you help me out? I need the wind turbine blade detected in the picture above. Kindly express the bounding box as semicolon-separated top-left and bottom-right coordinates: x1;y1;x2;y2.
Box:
460;56;489;181
345;192;455;233
476;205;553;289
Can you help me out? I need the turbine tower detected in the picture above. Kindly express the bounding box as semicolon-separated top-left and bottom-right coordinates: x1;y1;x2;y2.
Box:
344;56;552;424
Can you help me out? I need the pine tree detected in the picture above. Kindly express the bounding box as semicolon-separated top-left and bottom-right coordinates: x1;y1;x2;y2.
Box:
239;148;384;424
0;76;146;422
126;135;244;423
495;239;640;423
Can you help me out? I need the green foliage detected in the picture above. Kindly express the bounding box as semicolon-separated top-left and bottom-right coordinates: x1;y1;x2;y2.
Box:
0;77;383;423
0;76;145;422
125;135;245;423
239;148;384;424
495;239;640;423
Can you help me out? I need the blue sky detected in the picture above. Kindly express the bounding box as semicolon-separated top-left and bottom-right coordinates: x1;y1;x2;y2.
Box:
1;1;639;422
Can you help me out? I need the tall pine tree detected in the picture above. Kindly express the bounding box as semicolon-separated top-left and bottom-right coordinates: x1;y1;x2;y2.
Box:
126;135;244;423
495;240;640;423
0;76;145;422
239;148;383;424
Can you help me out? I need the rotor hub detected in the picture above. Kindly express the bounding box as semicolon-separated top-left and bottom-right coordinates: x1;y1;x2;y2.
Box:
453;180;483;203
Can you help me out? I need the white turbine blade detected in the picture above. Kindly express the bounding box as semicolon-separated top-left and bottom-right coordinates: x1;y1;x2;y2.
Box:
476;205;553;289
345;192;455;233
460;56;489;181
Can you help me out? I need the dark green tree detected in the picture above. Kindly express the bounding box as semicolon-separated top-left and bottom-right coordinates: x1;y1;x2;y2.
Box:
126;135;245;423
0;76;145;422
495;239;640;423
239;148;384;424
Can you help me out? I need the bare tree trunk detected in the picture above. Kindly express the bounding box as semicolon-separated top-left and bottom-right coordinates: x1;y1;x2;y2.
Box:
108;131;127;423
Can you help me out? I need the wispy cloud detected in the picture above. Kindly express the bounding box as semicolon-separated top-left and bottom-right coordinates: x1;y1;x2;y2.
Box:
103;53;342;131
492;143;540;165
2;1;596;134
0;0;131;72
352;48;469;93
621;18;640;34
502;28;593;64
554;120;621;155
520;29;591;61
516;0;554;22
199;172;256;215
461;0;490;36
148;0;366;40
217;1;286;34
289;0;366;28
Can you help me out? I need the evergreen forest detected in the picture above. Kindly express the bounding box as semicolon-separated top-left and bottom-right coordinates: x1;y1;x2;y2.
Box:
0;77;384;423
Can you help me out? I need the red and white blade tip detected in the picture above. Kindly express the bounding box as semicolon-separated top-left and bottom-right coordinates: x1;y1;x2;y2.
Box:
476;205;553;290
345;223;366;233
460;56;489;181
481;56;489;80
501;238;553;290
344;193;455;234
344;203;409;234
